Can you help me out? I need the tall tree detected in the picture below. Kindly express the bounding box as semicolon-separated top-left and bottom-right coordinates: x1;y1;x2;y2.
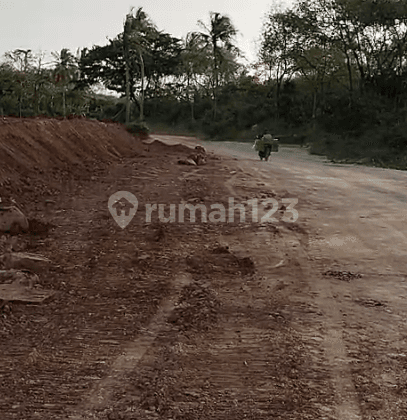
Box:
0;63;16;116
80;10;181;122
259;5;298;115
51;48;78;117
4;49;33;72
124;7;157;123
181;32;211;120
4;49;34;117
197;12;240;119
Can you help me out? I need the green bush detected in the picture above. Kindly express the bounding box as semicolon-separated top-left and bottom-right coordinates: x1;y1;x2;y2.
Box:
125;121;150;139
386;123;407;151
319;94;380;136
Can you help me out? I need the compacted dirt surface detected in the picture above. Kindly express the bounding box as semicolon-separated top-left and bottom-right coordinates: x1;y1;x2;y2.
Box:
1;117;407;420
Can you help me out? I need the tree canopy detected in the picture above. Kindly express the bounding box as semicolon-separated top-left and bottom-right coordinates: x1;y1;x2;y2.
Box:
2;2;407;165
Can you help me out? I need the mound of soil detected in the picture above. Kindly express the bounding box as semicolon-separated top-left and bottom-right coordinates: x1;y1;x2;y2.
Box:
0;117;145;179
0;117;148;209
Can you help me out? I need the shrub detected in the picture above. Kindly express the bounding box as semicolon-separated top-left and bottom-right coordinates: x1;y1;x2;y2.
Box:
386;123;407;151
125;120;150;139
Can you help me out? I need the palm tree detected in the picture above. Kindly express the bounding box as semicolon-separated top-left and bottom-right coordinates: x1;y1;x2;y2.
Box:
182;32;210;121
197;12;239;119
51;48;77;117
123;7;156;123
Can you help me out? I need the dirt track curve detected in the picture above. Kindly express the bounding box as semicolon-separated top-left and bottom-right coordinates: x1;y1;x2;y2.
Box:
1;122;407;420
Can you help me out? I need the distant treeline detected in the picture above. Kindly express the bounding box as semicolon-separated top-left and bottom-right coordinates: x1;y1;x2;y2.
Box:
2;1;407;167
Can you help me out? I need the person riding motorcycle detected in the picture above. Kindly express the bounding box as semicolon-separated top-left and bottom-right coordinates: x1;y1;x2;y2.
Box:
253;130;278;161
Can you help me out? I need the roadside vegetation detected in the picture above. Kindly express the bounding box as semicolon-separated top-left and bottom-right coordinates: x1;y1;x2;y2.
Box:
1;0;407;168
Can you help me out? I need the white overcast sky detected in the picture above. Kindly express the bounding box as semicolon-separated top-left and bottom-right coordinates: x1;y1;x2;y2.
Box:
0;0;293;67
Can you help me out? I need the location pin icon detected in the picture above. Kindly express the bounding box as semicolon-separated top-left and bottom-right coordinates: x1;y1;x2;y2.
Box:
108;191;138;229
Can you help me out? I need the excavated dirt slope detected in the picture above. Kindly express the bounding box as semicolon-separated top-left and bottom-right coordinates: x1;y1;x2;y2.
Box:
0;117;144;183
0;118;322;420
1;117;407;420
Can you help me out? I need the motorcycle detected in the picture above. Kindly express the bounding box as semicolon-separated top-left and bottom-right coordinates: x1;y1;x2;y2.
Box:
253;136;279;161
259;145;272;161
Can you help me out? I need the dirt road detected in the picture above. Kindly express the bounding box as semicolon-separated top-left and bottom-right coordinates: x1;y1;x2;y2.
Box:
202;140;407;420
1;129;407;420
149;136;407;420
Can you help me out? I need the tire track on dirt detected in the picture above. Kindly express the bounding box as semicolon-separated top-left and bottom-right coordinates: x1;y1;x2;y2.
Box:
66;273;193;419
229;164;359;418
307;226;407;419
292;231;363;420
188;225;335;419
311;280;363;420
64;145;334;419
217;146;362;418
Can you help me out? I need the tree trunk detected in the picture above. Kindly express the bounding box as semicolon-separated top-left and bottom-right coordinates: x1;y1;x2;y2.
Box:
213;43;218;121
276;62;282;119
212;73;217;121
125;61;130;124
191;97;195;121
276;80;282;119
124;17;131;125
36;87;40;115
187;75;195;122
345;51;353;108
312;91;317;119
139;51;144;121
62;88;66;117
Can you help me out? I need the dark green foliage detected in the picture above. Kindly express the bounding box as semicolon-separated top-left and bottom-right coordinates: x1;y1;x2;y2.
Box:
3;2;407;169
386;124;407;152
318;95;376;136
125;120;150;139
